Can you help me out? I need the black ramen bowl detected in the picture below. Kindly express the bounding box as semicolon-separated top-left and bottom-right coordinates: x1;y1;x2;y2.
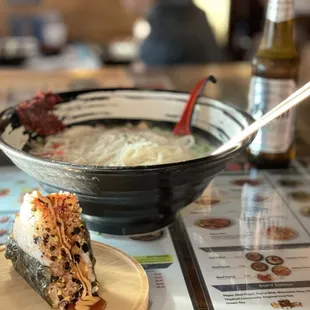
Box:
0;88;255;235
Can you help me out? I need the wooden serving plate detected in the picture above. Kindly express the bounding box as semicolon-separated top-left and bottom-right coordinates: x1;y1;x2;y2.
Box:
0;241;149;310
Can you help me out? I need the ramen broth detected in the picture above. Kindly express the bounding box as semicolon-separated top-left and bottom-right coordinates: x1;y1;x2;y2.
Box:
29;122;212;167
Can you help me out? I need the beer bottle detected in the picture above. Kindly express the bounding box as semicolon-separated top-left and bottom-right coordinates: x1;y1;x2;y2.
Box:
247;0;299;169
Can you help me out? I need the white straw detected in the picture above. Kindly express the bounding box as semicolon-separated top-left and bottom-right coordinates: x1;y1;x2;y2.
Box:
212;81;310;156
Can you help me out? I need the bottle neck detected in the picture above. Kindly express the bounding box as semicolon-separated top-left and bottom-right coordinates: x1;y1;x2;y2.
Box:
258;0;296;56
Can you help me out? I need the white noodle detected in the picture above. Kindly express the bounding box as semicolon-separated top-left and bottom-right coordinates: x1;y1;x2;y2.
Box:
30;124;209;167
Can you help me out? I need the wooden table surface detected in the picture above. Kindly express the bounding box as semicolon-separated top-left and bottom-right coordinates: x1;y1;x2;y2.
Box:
0;62;309;310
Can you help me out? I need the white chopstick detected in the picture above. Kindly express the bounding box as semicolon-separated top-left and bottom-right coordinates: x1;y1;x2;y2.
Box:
212;81;310;156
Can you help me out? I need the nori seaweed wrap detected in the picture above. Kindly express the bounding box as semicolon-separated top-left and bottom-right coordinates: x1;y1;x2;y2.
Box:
5;191;100;310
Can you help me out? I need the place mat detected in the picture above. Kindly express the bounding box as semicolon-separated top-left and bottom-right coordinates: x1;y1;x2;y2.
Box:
180;163;310;310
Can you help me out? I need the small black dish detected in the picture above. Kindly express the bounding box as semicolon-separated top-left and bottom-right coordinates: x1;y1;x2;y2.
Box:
0;88;255;235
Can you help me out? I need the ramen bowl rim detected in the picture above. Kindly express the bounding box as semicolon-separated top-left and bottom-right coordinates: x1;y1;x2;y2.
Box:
0;88;255;172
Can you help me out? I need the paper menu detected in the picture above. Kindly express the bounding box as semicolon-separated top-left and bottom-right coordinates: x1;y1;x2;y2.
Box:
182;176;310;250
193;245;310;310
181;168;310;310
91;230;194;310
0;166;40;207
0;166;40;244
265;171;310;238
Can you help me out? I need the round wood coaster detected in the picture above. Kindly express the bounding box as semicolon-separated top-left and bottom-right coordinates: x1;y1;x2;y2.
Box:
0;241;149;310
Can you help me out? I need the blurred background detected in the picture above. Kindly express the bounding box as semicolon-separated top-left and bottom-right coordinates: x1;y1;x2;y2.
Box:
0;0;309;70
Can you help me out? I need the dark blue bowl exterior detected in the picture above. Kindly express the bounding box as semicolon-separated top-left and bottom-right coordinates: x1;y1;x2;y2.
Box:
0;88;255;235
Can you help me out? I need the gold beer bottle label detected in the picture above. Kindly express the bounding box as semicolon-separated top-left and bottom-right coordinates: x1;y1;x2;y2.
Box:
248;77;296;153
